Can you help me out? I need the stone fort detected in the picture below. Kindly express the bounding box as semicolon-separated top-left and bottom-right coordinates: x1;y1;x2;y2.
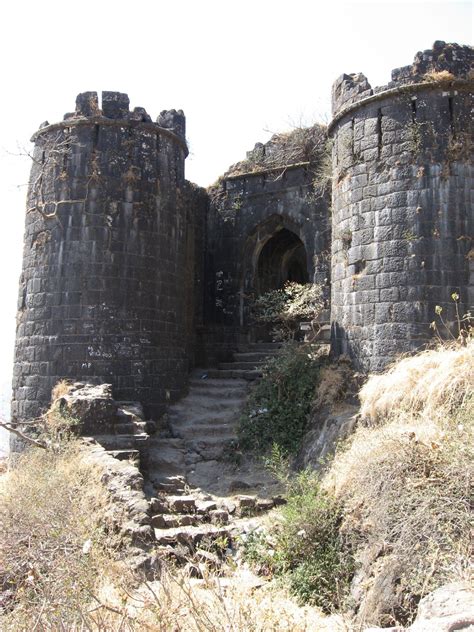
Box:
11;41;473;425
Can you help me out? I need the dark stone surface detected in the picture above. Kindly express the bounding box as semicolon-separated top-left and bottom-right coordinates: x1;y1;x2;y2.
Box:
329;42;473;371
203;161;331;361
11;42;473;430
12;93;201;423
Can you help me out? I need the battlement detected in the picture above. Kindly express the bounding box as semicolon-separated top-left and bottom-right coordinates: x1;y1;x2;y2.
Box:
34;92;188;154
332;41;474;118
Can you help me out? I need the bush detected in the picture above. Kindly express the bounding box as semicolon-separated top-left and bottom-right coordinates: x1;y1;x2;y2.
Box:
238;343;323;454
241;469;354;613
252;282;323;341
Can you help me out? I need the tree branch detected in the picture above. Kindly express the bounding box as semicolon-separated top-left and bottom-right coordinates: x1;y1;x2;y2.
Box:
0;419;47;449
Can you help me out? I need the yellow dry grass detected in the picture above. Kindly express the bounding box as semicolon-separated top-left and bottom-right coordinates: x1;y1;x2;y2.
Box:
424;69;456;83
103;567;349;632
322;342;473;626
359;340;473;423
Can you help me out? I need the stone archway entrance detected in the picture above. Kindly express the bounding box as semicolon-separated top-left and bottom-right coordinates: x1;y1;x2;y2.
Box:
239;216;312;332
256;228;308;295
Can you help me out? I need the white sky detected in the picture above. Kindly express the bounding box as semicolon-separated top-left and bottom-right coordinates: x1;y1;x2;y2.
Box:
0;0;472;429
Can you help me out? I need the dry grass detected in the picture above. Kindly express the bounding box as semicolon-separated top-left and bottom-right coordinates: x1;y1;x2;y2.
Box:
0;437;344;630
359;340;473;423
108;567;348;631
0;438;126;629
313;356;354;409
50;378;74;401
424;69;456;83
323;342;473;626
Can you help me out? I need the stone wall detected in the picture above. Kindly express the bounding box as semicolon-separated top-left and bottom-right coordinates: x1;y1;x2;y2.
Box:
12;92;201;422
204;162;330;362
329;42;473;371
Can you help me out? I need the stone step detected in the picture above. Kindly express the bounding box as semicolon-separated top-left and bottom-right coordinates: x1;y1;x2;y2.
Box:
106;449;140;461
152;513;204;529
189;436;237;460
116;401;145;418
233;352;278;362
237;343;282;352
148;442;186;475
170;396;244;413
150;437;185;449
175;423;236;439
206;369;262;380
93;433;149;450
153;476;187;494
166;495;197;513
169;410;239;425
154;524;231;549
112;421;147;435
185;384;248;398
189;377;249;389
218;361;265;370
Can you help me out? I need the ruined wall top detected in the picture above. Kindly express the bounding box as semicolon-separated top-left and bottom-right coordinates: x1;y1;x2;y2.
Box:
34;91;187;153
331;41;474;119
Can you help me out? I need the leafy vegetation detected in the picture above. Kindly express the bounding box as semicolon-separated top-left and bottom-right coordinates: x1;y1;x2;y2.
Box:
251;282;323;342
242;340;473;627
242;466;354;613
238;343;323;455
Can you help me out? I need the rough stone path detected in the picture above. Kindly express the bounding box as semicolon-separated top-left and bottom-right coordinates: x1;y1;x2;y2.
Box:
144;342;286;566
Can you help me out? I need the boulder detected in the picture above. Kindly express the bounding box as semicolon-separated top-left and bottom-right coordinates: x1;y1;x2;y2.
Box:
410;582;474;631
53;383;118;434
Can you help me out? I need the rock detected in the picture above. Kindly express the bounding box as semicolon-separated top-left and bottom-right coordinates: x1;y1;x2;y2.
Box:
256;498;274;511
167;495;196;514
223;499;237;514
364;583;474;631
153;475;186;494
272;495;287;506
229;479;251;492
54;383;118;434
195;500;217;514
151;514;167;528
237;495;256;512
154;514;197;528
195;549;221;569
209;509;229;525
150;498;170;514
409;582;474;631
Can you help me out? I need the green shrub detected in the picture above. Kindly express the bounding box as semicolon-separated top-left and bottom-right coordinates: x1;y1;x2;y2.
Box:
241;469;354;612
238;343;322;454
278;470;353;611
252;282;323;341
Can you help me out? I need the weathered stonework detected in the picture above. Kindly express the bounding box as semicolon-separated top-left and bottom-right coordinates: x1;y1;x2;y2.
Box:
329;42;473;371
12;92;202;422
11;42;473;430
204;160;330;363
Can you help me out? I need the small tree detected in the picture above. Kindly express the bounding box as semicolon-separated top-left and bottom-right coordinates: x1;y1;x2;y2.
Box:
252;282;323;341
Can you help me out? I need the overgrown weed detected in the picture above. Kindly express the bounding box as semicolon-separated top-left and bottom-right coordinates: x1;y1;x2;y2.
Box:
238;342;323;455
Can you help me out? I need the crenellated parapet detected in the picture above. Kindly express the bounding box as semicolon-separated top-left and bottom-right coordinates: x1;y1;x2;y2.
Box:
329;42;473;371
12;93;194;427
331;41;474;121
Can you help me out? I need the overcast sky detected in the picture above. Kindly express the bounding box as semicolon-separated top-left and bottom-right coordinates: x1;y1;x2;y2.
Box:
0;0;472;434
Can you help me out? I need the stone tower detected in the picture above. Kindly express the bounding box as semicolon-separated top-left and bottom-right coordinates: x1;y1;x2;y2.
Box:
329;42;473;371
12;92;196;423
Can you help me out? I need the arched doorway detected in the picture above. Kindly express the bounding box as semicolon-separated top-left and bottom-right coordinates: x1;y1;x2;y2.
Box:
256;228;308;295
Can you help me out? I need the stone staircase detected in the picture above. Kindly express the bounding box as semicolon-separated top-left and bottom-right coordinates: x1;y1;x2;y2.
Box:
92;401;151;464
145;342;286;566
